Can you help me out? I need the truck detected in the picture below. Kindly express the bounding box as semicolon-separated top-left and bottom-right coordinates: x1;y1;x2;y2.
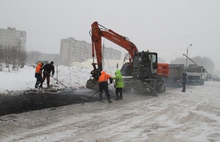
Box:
186;64;207;85
164;64;185;87
86;21;168;96
183;54;207;85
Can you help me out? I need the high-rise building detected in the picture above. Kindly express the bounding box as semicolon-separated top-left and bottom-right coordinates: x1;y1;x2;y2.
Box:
0;27;26;50
60;37;91;66
60;37;121;66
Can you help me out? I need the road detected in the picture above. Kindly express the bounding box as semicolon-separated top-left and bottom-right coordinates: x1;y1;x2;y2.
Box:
0;81;220;142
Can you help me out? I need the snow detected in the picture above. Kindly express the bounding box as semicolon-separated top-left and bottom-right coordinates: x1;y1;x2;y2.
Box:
0;65;92;93
0;65;220;142
0;59;121;93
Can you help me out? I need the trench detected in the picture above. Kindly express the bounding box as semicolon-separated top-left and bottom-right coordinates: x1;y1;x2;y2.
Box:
0;89;100;116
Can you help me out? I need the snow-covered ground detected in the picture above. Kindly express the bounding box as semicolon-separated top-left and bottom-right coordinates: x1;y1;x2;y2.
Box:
0;65;92;93
0;65;220;142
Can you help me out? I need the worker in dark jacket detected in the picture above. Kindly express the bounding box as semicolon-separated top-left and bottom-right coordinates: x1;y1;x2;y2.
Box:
35;62;43;88
112;69;124;100
181;73;187;92
98;71;113;103
40;61;55;88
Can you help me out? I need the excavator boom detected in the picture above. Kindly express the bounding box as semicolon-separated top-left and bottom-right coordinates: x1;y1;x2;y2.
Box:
87;21;139;90
91;21;138;69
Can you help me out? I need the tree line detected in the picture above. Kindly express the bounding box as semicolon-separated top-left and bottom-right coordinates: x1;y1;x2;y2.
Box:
171;56;215;73
0;45;27;70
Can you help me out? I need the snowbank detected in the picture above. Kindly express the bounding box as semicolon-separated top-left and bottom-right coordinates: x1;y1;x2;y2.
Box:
0;59;124;94
0;65;91;94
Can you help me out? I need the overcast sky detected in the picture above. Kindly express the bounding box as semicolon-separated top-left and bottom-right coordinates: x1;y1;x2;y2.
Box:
0;0;220;70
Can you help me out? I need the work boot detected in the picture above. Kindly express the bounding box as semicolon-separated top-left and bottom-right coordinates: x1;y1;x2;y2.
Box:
115;94;119;101
107;95;112;103
108;99;112;103
119;94;123;100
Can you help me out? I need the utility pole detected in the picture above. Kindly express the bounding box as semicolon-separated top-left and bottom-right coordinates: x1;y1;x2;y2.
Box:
186;44;192;67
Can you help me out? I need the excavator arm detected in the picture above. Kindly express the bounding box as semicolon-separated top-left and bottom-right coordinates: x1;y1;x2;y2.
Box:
90;21;138;69
87;21;138;90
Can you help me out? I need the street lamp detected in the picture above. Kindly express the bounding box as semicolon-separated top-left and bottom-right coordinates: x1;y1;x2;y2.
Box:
186;44;192;67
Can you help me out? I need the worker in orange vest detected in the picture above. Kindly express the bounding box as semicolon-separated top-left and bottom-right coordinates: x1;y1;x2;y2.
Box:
35;62;43;88
98;71;113;103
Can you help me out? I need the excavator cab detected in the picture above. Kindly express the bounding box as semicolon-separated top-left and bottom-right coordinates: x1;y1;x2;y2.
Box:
132;51;158;79
121;51;158;79
121;51;165;95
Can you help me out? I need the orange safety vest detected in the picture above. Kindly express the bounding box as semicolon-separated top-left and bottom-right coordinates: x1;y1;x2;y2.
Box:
35;62;43;73
98;71;111;83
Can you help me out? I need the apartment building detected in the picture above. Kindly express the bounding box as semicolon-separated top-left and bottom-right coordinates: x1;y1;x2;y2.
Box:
60;37;121;66
0;27;26;50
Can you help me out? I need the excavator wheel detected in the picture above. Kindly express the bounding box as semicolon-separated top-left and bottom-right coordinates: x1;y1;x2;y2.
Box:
156;80;166;93
131;80;157;96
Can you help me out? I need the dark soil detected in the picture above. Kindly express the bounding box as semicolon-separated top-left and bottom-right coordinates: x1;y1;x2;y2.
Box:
0;89;100;116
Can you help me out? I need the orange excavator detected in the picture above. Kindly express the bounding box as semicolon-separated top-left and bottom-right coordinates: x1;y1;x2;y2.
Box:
86;21;168;95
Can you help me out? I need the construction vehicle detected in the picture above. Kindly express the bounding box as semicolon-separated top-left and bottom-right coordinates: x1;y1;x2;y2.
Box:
157;63;169;77
186;64;207;85
86;21;168;95
164;64;185;87
183;54;208;85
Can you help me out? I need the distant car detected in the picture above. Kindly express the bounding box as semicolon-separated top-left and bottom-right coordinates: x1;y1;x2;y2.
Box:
26;64;36;68
0;64;3;71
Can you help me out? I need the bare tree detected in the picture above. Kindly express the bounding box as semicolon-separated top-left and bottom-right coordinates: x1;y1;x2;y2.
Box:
0;45;27;71
11;47;19;70
172;56;215;73
19;50;27;68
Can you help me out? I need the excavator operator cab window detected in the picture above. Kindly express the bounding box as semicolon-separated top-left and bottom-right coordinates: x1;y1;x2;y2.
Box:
133;52;157;69
132;52;158;78
150;53;157;69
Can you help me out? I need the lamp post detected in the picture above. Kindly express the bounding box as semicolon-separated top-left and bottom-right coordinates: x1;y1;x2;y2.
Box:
186;44;192;67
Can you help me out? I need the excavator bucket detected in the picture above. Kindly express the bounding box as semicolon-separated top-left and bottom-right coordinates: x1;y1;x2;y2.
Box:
86;79;99;91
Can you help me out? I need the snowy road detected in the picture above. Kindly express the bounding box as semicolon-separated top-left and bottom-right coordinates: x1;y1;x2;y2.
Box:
0;81;220;142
